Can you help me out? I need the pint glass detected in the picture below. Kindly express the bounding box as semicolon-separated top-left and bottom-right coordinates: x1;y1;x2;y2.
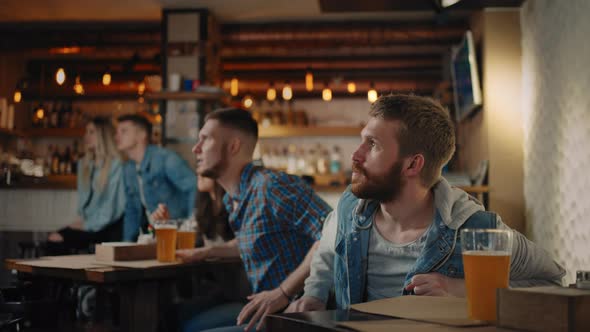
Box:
155;221;177;262
461;229;512;321
177;219;197;250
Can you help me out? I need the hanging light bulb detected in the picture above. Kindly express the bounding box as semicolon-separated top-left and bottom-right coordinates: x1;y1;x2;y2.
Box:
242;94;254;109
230;77;239;96
347;82;357;94
13;90;22;103
367;82;378;103
55;68;66;85
266;82;277;101
322;82;332;101
102;70;112;86
305;68;314;91
73;76;85;95
282;81;292;101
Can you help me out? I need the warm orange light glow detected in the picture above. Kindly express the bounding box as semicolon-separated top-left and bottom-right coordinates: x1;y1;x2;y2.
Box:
368;89;378;103
267;83;276;101
35;107;45;120
347;82;357;93
50;46;81;54
13;90;22;103
230;77;239;96
102;72;112;86
322;87;332;101
138;82;146;95
243;95;253;108
305;71;314;91
73;76;84;95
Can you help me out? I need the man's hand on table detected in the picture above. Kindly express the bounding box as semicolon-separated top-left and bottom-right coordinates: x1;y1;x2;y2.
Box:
236;287;290;331
405;272;465;297
176;247;211;262
284;296;326;313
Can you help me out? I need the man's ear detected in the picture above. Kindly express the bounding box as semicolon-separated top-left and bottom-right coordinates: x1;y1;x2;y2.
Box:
404;154;425;177
228;137;242;155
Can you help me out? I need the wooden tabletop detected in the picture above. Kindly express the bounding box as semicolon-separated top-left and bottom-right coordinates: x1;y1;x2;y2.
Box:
4;254;242;283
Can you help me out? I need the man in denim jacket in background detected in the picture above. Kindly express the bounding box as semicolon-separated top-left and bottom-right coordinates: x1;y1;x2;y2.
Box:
288;94;565;312
116;114;196;241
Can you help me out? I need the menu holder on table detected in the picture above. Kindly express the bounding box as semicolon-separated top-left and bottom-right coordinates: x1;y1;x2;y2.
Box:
349;296;487;327
95;242;156;261
497;286;590;332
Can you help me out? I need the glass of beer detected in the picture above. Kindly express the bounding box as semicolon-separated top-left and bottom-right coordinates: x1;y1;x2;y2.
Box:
177;219;197;250
461;228;512;321
155;220;178;262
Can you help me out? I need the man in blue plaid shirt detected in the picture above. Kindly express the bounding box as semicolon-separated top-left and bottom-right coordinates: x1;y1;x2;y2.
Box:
177;108;332;332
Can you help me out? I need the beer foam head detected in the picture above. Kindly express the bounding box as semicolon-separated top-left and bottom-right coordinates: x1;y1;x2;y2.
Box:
154;223;177;230
463;250;511;256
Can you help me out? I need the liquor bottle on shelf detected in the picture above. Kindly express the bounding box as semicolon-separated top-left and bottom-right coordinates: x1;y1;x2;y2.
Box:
50;102;59;128
305;147;317;176
316;145;329;175
286;144;297;175
71;141;79;174
296;147;307;175
63;146;72;174
330;146;343;175
45;144;54;175
51;146;60;175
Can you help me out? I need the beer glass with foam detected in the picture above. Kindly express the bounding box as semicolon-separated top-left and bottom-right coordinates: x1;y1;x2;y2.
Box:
177;219;197;250
155;220;178;262
461;228;512;321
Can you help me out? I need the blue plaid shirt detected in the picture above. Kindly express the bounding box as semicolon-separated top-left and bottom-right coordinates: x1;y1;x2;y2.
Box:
223;163;332;293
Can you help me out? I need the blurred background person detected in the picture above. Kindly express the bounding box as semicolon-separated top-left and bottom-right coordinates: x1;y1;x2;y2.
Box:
46;116;126;255
115;114;196;242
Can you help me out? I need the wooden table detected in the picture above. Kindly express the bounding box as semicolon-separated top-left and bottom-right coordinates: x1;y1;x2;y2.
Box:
5;255;242;332
266;310;514;332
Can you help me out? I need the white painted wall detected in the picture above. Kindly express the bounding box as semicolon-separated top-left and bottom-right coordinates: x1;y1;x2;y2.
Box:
521;0;590;283
0;189;77;231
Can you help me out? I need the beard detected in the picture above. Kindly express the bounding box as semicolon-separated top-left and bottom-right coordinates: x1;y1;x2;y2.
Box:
199;157;227;179
198;145;229;179
351;160;405;202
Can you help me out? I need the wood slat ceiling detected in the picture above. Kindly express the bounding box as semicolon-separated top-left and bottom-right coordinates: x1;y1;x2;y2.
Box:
5;0;525;100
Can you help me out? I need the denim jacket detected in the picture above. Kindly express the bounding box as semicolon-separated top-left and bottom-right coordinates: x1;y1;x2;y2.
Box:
122;145;197;241
303;178;566;309
77;158;126;232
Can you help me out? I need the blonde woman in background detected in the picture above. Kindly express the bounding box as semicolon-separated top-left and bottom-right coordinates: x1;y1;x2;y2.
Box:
46;116;126;255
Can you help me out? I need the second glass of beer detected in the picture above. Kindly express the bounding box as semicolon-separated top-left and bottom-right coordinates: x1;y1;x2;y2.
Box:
177;219;197;250
461;228;512;321
155;220;178;262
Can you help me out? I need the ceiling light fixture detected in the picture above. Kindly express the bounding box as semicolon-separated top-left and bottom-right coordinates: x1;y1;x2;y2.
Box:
55;68;66;85
282;81;292;101
266;82;277;101
367;82;378;103
322;82;332;101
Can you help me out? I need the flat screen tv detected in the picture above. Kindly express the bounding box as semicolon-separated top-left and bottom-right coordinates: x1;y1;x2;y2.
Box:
451;30;482;121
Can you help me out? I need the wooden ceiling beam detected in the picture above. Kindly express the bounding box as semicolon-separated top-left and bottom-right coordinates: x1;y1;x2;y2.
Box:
222;57;441;71
221;44;449;59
